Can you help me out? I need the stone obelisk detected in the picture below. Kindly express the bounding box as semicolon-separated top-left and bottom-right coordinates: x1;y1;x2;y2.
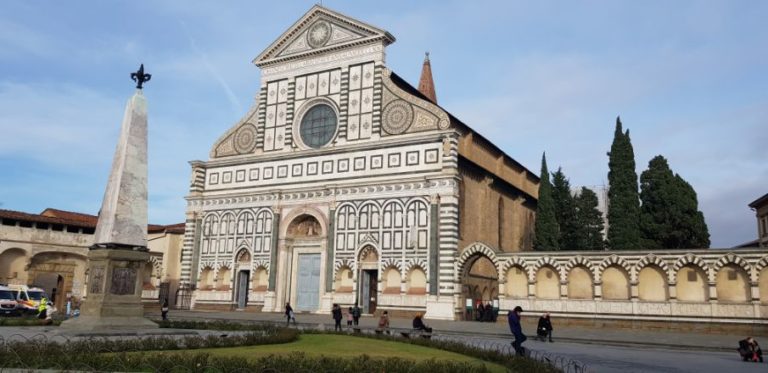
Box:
61;65;157;330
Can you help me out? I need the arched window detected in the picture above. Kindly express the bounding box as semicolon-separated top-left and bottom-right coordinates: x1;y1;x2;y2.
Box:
498;197;505;250
334;266;354;293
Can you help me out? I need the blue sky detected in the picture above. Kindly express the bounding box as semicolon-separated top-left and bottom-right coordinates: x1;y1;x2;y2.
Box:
0;1;765;248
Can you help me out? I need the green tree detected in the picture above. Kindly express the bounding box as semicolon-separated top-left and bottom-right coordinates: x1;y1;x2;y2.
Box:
534;153;559;250
640;155;710;248
551;168;579;250
574;187;605;250
606;116;641;250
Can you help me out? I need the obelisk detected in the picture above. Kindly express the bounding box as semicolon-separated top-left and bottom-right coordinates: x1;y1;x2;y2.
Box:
61;65;157;330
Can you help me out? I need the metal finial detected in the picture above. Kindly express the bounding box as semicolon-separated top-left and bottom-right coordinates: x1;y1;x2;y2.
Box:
425;51;430;61
130;64;152;89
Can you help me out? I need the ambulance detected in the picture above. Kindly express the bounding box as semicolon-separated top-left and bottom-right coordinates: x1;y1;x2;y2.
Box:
0;285;20;316
8;285;49;315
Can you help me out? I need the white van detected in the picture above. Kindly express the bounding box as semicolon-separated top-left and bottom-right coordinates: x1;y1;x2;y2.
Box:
8;285;48;315
0;285;19;316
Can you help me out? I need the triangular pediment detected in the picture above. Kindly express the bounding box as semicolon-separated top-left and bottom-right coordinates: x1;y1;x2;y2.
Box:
254;5;395;67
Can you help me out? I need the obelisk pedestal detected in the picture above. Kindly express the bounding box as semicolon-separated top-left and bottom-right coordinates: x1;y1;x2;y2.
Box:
61;67;157;330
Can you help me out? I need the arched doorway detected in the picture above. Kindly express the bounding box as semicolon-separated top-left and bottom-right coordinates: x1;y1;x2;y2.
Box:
461;253;499;319
358;245;379;314
234;248;252;309
28;252;86;311
282;213;324;312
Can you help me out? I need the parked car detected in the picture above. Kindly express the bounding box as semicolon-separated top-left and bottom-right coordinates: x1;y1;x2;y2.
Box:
0;285;20;316
8;285;48;315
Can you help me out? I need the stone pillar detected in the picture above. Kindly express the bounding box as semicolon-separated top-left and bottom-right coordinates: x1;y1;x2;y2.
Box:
325;206;336;292
708;282;718;302
429;196;439;295
594;282;603;300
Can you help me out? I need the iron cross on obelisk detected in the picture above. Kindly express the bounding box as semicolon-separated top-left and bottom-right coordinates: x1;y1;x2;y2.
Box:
130;64;152;89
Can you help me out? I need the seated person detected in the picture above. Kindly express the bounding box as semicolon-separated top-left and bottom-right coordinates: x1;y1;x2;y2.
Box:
377;311;391;334
412;313;432;333
739;337;763;362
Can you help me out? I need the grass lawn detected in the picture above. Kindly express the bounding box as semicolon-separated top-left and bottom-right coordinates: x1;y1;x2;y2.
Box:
179;334;507;372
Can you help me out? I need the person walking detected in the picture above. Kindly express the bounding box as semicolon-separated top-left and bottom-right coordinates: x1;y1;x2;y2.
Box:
285;302;296;326
332;303;343;331
161;299;170;321
537;312;553;342
351;303;361;326
377;310;390;335
508;306;527;356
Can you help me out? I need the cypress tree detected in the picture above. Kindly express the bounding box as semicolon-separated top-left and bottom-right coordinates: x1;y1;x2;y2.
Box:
640;155;710;248
575;187;606;250
534;153;559;250
551;168;579;250
606;117;641;250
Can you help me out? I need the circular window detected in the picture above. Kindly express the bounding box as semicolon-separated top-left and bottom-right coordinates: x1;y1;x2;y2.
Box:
300;104;337;148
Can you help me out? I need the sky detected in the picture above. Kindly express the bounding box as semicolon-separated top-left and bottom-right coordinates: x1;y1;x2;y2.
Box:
0;1;765;248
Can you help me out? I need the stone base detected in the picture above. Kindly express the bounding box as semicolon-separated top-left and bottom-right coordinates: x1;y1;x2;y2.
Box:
263;292;277;312
425;297;455;320
59;315;157;331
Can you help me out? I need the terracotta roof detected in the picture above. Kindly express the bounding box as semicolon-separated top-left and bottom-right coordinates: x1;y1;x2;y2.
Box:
40;208;98;226
0;209;87;227
0;208;184;234
417;52;437;103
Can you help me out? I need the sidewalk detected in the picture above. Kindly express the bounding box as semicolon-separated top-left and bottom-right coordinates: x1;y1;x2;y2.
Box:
158;309;743;352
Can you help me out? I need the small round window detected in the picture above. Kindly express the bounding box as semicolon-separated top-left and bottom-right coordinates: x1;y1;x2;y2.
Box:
300;104;337;148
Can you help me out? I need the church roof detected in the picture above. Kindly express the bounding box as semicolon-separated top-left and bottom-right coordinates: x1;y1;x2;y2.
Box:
417;52;437;103
253;5;395;67
389;70;540;187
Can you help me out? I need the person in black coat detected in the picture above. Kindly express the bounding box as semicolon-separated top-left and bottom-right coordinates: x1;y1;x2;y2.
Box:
537;312;553;342
739;337;763;362
412;313;432;333
331;303;343;331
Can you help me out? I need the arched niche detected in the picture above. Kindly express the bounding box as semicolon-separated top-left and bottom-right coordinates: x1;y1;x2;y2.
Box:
287;214;323;238
601;266;630;300
334;266;354;293
505;266;528;298
676;265;708;302
535;266;560;299
638;265;668;301
382;267;401;294
715;264;749;303
568;266;593;299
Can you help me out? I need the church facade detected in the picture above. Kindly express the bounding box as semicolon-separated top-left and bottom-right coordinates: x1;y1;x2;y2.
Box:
179;6;768;327
180;5;538;319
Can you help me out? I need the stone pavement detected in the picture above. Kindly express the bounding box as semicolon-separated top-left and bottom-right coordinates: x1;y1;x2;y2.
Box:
155;309;746;352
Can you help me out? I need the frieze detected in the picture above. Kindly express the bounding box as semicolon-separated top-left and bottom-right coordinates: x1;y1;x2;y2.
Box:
262;44;384;76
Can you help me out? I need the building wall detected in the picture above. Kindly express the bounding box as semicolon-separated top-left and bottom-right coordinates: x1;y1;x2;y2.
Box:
455;244;768;324
0;216;181;308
